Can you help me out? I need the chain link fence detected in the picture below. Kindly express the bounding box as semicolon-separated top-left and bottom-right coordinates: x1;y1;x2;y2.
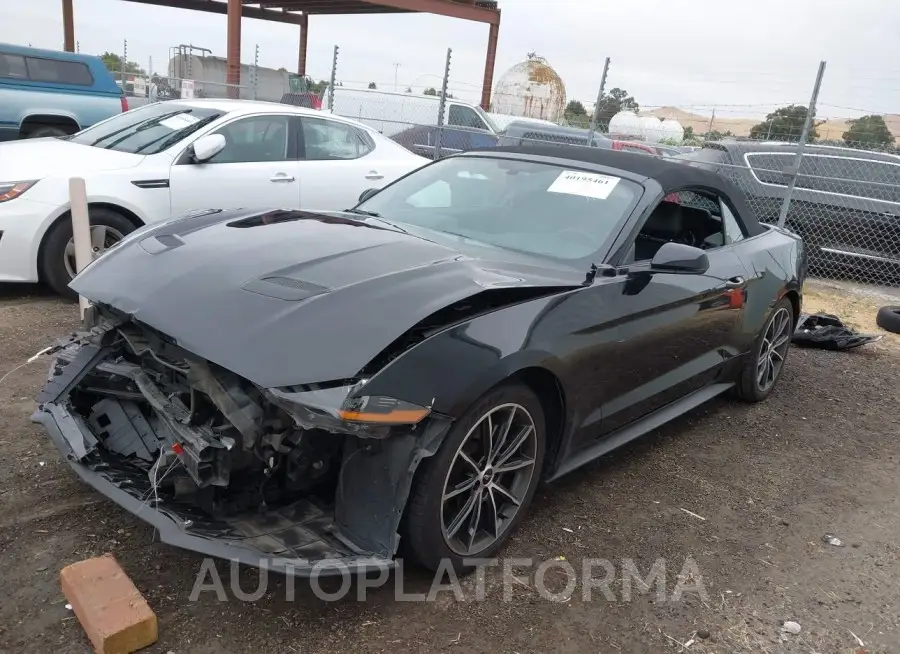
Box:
110;43;900;288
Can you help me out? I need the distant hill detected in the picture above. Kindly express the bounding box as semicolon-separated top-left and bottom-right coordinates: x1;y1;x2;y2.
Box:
641;106;900;141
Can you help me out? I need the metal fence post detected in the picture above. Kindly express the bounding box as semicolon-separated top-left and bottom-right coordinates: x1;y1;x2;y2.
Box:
776;61;826;228
121;39;127;87
434;48;452;160
328;45;339;112
587;57;610;143
252;44;259;101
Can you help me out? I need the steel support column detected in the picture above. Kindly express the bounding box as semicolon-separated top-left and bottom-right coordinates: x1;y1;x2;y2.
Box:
480;18;499;111
226;0;242;98
62;0;75;52
298;13;308;76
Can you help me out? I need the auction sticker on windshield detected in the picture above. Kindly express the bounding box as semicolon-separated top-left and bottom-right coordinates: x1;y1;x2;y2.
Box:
159;113;201;130
547;170;620;200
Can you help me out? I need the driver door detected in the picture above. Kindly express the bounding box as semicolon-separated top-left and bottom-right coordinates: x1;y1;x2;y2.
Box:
169;113;301;214
566;190;752;453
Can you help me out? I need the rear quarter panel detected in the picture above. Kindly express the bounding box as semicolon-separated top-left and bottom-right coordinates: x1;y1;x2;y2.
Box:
0;71;122;141
735;225;806;336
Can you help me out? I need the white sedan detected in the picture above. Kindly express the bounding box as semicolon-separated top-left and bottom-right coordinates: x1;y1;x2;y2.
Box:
0;99;427;296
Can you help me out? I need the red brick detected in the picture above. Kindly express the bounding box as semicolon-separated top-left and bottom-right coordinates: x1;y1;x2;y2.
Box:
60;553;158;654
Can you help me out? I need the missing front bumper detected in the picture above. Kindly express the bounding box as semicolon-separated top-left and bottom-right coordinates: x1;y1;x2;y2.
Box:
33;402;394;577
32;314;453;575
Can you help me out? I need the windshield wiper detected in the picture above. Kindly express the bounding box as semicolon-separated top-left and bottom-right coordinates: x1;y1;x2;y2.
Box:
345;208;382;218
344;208;412;235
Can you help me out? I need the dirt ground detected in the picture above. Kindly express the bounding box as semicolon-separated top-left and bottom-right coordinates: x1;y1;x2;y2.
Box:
1;280;899;654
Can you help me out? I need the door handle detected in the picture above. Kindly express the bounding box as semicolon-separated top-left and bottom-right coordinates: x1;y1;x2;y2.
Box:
270;174;295;182
724;276;745;289
365;171;384;180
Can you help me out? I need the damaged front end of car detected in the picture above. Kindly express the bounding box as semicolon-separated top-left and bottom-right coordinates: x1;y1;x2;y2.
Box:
32;306;453;576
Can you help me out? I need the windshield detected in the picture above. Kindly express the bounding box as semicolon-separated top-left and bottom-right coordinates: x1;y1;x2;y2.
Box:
68;103;225;155
356;156;641;262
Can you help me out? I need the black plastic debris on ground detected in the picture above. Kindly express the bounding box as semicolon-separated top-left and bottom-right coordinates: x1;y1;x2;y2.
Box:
791;313;883;351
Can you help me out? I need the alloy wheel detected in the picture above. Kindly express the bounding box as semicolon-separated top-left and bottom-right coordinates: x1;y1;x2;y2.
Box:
64;225;125;279
440;403;538;556
757;307;792;392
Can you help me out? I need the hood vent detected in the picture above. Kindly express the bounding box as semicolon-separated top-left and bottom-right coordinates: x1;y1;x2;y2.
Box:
241;275;331;301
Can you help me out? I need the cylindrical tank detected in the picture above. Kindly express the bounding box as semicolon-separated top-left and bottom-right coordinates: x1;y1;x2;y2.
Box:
659;119;685;143
641;116;666;142
167;54;292;101
608;111;642;137
490;54;566;123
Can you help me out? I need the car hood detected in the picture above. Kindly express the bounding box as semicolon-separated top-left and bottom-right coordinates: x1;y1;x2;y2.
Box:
71;209;583;387
0;138;143;180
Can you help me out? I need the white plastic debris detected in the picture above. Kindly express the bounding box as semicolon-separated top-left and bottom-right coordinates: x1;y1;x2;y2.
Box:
65;603;72;610
39;461;45;467
562;527;574;533
822;534;844;547
781;621;801;635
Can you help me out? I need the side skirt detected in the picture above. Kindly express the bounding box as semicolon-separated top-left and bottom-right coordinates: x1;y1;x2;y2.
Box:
548;382;734;481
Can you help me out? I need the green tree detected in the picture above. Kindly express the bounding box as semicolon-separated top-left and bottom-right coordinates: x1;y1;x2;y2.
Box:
594;88;639;131
683;125;695;140
405;86;412;93
749;105;820;142
424;87;437;96
368;82;377;89
309;79;329;95
705;129;734;141
562;100;589;127
842;115;895;148
100;51;144;76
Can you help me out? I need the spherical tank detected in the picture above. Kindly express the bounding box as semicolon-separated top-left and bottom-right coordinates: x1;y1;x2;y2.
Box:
490;54;566;122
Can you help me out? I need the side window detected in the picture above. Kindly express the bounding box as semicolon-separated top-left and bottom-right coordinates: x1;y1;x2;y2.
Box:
746;153;793;186
301;118;372;160
720;201;745;245
0;53;28;79
632;189;738;262
447;105;488;131
207;115;290;164
25;57;93;86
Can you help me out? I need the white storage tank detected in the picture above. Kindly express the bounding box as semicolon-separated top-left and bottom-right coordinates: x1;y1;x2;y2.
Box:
490;53;566;123
659;118;685;143
608;111;642;137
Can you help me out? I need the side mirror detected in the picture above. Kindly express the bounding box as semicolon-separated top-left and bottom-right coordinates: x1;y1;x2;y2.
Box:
191;133;226;163
649;242;709;274
358;188;379;203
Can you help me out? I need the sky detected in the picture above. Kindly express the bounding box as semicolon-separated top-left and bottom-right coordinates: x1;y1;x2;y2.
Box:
2;0;898;120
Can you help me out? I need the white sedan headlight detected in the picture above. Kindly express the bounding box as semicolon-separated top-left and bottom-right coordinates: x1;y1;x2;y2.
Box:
0;181;37;203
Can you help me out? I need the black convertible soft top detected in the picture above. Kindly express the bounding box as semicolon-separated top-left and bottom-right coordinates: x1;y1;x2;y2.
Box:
463;145;764;237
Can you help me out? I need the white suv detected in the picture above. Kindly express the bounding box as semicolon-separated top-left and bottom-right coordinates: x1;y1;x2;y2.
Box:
0;99;426;296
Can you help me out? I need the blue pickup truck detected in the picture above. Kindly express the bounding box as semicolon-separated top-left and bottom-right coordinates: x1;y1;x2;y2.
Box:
0;43;125;141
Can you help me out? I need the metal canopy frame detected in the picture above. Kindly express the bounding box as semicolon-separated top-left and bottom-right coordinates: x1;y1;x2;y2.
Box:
59;0;500;108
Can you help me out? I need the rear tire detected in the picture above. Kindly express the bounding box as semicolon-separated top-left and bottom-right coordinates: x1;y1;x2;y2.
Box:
24;125;69;138
733;297;795;402
402;382;546;573
876;306;900;334
39;208;136;299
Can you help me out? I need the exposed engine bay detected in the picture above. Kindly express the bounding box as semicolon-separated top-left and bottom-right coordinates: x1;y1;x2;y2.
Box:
33;309;452;574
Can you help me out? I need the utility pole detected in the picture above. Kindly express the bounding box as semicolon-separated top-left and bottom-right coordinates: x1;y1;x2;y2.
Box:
706;108;716;139
393;63;400;92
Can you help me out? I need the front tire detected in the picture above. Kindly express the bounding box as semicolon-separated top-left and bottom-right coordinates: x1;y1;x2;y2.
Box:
402;383;547;573
39;208;135;299
733;297;795;402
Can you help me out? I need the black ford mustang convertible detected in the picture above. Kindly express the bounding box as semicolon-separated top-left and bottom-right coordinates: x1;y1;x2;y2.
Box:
34;146;806;575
